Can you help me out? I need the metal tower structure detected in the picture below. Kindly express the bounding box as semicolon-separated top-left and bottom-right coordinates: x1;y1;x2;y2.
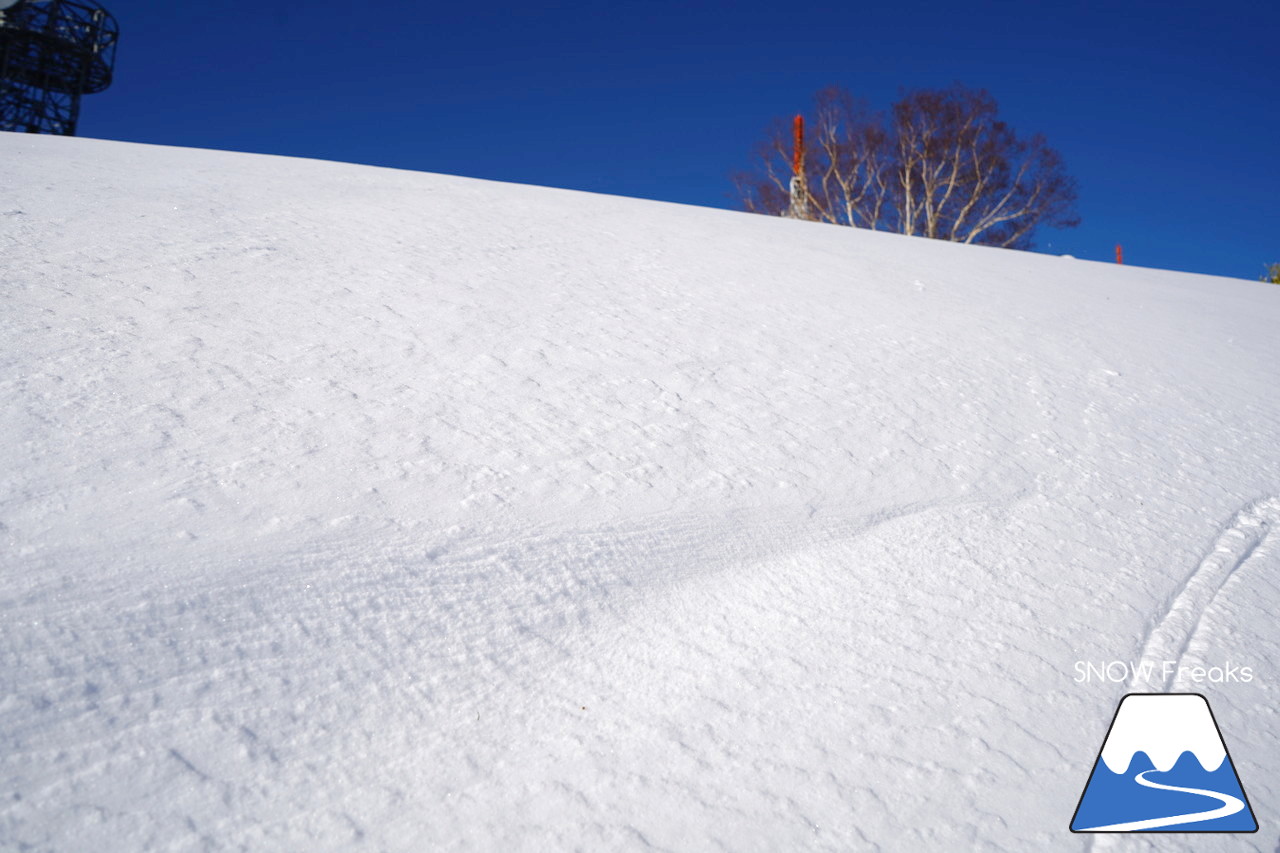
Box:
0;0;118;136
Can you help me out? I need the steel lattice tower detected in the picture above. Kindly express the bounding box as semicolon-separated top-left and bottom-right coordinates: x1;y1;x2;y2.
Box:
0;0;118;136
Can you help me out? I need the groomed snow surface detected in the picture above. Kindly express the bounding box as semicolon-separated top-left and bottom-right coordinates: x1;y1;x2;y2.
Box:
2;133;1279;852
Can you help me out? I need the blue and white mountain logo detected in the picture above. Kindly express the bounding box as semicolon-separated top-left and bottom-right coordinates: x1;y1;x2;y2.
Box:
1070;693;1257;833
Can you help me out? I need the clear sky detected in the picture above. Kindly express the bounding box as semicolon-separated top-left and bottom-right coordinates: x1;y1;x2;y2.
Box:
75;0;1277;280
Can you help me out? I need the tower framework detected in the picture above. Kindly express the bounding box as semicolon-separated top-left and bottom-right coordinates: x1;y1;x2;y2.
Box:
0;0;118;136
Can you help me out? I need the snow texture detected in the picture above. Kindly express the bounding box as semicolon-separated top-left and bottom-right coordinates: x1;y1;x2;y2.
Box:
2;133;1279;851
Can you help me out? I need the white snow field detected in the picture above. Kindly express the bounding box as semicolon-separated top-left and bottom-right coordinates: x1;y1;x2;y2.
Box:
2;133;1279;852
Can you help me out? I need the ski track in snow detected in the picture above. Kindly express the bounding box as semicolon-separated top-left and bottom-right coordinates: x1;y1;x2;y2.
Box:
1;499;1016;851
1086;498;1277;853
1127;496;1280;693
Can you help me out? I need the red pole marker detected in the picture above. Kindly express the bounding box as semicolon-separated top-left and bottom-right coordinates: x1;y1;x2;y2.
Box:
1115;244;1123;265
792;114;804;176
787;114;810;220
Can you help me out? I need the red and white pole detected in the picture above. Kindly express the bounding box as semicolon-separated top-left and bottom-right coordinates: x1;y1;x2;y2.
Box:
787;114;809;219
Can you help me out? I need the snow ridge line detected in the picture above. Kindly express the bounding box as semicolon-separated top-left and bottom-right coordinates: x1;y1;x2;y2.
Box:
1127;496;1280;693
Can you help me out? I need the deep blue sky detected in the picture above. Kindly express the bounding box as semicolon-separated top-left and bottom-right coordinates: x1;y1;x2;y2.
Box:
79;0;1277;280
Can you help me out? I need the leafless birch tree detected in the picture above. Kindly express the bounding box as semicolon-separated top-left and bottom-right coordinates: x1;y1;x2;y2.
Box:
735;84;1079;250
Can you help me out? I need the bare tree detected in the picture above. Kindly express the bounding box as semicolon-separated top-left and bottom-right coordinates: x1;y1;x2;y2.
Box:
733;89;888;228
734;84;1080;250
733;116;797;220
808;87;892;230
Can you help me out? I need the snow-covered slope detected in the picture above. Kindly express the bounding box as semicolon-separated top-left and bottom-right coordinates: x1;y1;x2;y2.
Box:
2;133;1278;852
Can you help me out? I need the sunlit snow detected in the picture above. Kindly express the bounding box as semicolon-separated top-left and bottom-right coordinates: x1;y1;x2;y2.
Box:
2;133;1278;851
